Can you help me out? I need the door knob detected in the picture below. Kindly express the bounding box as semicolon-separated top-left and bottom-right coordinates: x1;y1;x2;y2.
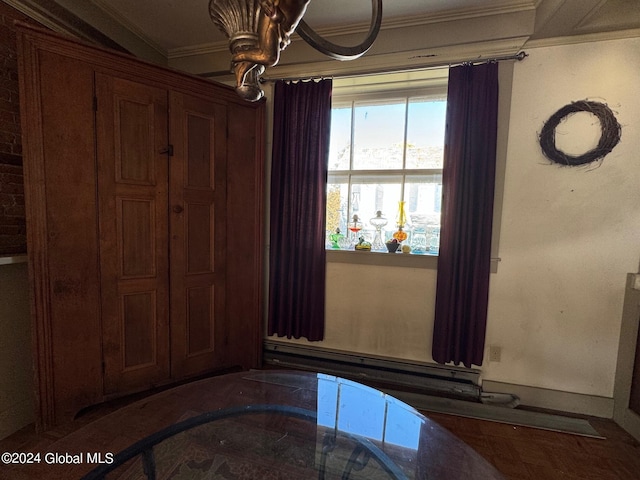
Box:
172;205;184;214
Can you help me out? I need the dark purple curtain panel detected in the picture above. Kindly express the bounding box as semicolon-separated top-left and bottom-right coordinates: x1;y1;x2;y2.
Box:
268;79;332;341
432;63;499;368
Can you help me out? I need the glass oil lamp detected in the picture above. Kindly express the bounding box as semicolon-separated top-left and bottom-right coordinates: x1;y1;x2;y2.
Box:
347;214;363;247
392;201;408;243
369;210;388;251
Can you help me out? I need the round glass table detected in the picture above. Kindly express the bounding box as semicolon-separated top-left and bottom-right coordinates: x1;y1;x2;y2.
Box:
7;371;505;479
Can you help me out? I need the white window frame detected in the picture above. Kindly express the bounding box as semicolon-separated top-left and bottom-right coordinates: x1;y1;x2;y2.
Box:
326;73;449;269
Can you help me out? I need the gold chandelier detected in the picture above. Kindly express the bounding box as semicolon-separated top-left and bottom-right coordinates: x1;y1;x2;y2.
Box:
209;0;383;101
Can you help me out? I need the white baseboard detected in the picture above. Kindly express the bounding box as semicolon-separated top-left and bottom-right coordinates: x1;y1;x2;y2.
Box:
613;405;640;442
482;380;614;418
264;340;483;398
264;340;615;418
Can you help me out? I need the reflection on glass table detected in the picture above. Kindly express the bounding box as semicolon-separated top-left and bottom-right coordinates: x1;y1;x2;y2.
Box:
60;371;503;480
83;405;408;479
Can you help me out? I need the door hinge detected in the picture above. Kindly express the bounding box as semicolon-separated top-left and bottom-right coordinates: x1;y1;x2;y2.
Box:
160;145;174;156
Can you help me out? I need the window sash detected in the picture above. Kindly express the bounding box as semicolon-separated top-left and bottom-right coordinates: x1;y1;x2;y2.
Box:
327;86;446;254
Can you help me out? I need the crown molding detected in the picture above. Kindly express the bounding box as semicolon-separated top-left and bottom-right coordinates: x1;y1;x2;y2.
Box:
169;2;536;61
524;28;640;49
3;0;67;33
382;1;536;29
168;40;229;60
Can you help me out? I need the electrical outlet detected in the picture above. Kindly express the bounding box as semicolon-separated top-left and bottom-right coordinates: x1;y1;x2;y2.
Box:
489;345;502;362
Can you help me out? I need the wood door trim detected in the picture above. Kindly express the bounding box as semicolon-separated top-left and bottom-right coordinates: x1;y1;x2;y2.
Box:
17;33;56;431
226;102;266;369
19;35;106;431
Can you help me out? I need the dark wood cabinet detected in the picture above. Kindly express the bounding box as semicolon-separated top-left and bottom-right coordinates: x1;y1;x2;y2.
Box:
17;25;264;430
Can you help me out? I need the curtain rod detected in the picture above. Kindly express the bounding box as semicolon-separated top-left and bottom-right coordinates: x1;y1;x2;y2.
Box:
260;51;527;83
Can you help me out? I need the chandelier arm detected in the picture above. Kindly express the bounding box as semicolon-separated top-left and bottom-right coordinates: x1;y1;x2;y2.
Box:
296;0;382;61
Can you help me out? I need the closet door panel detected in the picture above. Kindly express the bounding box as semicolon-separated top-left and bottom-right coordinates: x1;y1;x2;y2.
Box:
186;202;213;272
96;73;171;395
186;285;215;354
169;92;227;378
121;291;157;367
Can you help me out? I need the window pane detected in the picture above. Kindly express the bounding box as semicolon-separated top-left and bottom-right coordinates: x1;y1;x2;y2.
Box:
353;101;405;170
326;177;349;247
329;107;352;170
405;174;442;254
406;98;446;169
349;176;402;248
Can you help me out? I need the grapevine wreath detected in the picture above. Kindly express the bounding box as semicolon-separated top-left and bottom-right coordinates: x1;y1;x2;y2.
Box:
538;100;621;166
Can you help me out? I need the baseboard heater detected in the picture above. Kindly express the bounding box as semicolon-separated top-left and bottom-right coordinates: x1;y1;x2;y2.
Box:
263;340;482;401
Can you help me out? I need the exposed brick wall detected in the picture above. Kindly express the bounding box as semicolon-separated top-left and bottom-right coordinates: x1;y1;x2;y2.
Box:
0;154;25;254
0;3;41;255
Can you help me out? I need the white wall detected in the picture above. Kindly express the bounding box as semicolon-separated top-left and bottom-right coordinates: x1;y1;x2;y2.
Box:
322;264;437;361
0;261;34;439
272;36;640;406
484;37;640;397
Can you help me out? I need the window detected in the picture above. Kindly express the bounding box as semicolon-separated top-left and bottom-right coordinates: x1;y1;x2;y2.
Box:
325;73;447;256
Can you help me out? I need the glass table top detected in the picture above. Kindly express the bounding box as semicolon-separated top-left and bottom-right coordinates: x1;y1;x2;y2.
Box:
6;370;505;479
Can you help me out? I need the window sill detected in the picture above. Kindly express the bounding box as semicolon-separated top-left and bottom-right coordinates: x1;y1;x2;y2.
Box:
326;250;500;272
326;249;438;269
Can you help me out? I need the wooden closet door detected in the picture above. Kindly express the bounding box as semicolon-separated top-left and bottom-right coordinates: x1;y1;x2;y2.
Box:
96;74;171;395
169;92;227;378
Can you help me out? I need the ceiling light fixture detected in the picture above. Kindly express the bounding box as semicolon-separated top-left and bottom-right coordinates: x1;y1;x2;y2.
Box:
209;0;383;101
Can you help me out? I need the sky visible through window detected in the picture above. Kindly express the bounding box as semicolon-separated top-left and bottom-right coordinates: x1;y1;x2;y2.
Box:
329;100;446;171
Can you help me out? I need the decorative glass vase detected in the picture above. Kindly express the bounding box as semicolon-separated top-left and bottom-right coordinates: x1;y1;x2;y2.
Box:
410;224;428;254
429;226;441;254
329;228;344;249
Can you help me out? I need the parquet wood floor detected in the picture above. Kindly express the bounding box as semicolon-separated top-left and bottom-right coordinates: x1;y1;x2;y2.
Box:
1;376;639;480
425;411;640;480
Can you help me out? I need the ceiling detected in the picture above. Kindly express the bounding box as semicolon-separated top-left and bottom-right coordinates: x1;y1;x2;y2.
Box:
7;0;640;75
82;0;518;51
